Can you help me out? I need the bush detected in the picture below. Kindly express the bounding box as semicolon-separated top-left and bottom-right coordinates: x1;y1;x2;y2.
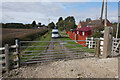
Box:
90;32;103;38
58;27;64;31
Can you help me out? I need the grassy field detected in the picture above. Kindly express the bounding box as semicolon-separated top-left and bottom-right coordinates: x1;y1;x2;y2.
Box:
2;28;48;47
59;31;95;53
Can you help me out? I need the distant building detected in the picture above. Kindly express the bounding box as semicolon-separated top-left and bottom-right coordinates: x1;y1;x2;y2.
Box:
75;27;93;36
78;21;88;28
77;19;112;28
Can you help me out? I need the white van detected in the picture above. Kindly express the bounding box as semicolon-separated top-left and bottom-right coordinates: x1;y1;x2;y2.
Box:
52;29;60;38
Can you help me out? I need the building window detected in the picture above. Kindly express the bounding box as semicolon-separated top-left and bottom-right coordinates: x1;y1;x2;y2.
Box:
77;31;79;34
82;32;85;36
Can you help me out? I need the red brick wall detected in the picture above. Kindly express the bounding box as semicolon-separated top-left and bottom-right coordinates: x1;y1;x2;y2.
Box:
77;34;86;46
67;31;75;40
67;31;87;46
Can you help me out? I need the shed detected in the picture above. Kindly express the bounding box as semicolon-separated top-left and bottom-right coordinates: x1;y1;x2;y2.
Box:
76;27;93;36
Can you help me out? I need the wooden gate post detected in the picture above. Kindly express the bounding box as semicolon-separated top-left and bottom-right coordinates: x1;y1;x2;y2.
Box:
103;27;113;58
119;57;120;79
119;44;120;54
15;39;20;67
97;40;101;57
5;44;10;73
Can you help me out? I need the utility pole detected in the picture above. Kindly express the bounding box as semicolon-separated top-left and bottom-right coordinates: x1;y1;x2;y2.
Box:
104;0;107;27
100;0;104;23
48;18;50;24
116;16;120;38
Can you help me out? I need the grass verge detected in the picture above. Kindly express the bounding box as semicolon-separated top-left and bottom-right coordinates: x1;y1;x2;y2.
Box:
59;31;95;53
20;31;51;62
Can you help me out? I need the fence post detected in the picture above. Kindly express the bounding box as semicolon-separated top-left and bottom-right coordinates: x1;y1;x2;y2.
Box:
95;40;97;49
91;37;94;48
103;27;113;58
97;40;101;57
89;40;90;48
15;39;20;67
86;37;88;47
119;44;120;54
5;44;10;73
111;38;114;56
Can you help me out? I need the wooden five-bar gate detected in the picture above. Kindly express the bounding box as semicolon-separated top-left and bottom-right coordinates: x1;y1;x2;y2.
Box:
0;39;96;73
19;39;95;65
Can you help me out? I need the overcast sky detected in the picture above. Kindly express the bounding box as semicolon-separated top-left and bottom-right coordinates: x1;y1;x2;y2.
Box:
2;2;118;25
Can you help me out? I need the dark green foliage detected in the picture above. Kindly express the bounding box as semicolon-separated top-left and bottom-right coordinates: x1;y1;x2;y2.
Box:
64;16;76;31
56;16;77;31
38;22;41;26
2;23;27;29
90;23;120;38
93;27;104;31
37;22;43;28
86;18;92;22
1;23;34;29
56;17;64;30
48;22;55;29
1;22;46;29
64;16;75;22
65;21;77;31
90;32;103;38
32;20;36;28
90;27;104;38
57;20;65;31
59;27;64;31
25;24;32;29
58;17;63;22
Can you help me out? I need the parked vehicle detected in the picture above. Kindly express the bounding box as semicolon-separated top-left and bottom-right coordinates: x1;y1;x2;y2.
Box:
52;29;60;38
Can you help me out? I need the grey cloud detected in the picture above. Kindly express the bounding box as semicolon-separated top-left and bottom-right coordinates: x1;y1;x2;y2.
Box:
2;2;118;25
2;2;68;24
2;2;67;16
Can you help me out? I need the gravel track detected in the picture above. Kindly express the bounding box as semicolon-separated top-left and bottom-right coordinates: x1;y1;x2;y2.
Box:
3;58;118;78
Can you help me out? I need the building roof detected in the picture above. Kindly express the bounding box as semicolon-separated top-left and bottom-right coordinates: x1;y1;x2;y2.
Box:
102;19;113;26
79;21;88;27
78;19;112;28
76;27;93;32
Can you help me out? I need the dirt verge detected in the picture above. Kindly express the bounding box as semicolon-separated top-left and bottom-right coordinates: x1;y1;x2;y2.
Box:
3;58;118;78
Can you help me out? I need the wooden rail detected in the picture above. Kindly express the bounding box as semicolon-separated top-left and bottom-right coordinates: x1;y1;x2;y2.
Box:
0;39;20;73
86;37;120;57
0;45;16;50
112;38;120;56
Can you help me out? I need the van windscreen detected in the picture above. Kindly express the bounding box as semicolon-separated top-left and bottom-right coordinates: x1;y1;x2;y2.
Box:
52;32;58;34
